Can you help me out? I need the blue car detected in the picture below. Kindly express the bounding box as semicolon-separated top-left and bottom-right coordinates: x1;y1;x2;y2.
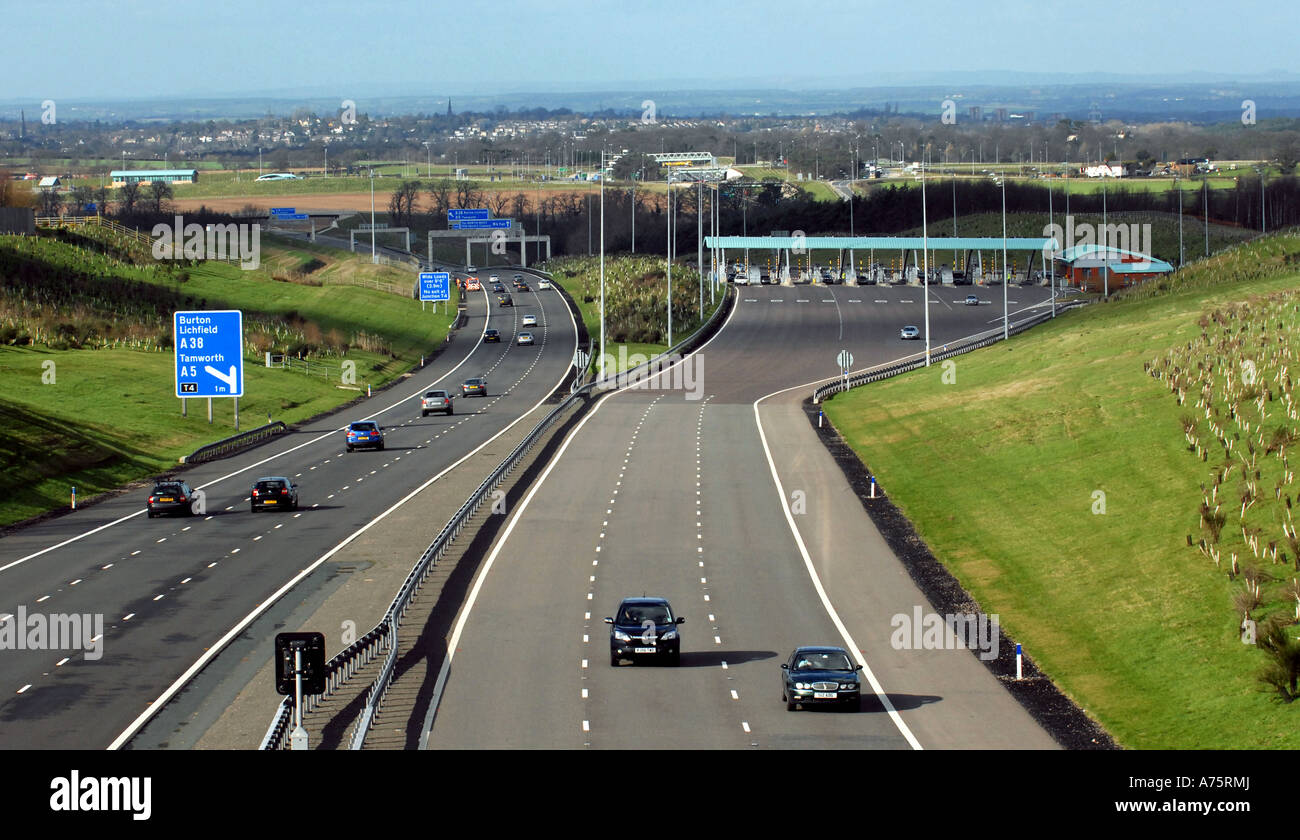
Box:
346;421;384;452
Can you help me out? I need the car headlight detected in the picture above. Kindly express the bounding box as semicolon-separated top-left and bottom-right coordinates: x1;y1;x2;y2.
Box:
840;683;857;690
613;631;630;642
661;630;678;641
794;682;807;690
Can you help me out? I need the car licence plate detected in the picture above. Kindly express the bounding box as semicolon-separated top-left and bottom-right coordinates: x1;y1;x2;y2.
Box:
634;647;657;654
814;691;837;699
263;500;276;504
159;497;174;502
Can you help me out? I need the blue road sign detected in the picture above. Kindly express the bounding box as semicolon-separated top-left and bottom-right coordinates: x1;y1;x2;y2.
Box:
270;207;296;216
277;213;310;220
419;272;451;302
448;208;490;221
174;310;243;398
451;219;511;230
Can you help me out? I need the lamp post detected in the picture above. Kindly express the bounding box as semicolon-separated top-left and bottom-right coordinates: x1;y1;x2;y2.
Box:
667;173;674;348
369;168;376;264
921;160;931;366
599;148;606;380
1001;176;1008;339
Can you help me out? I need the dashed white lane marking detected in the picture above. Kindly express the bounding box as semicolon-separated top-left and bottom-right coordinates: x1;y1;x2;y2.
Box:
582;720;590;732
17;685;31;694
181;526;191;532
56;657;69;667
70;579;81;586
581;688;589;699
36;595;49;603
153;595;164;602
730;690;739;700
130;550;141;556
581;659;588;669
742;721;751;733
253;536;262;541
156;538;166;544
714;635;722;645
101;564;113;570
230;548;241;555
123;613;135;621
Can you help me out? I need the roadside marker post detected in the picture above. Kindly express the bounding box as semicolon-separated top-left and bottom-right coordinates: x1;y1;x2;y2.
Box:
869;475;876;499
71;487;76;510
1016;643;1023;680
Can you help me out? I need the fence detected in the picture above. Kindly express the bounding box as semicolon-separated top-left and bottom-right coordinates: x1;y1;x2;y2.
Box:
262;353;348;381
182;421;288;465
812;300;1090;404
260;271;734;750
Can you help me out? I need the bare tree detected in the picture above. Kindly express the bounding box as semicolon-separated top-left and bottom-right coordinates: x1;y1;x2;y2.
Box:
427;179;453;218
489;191;510;217
68;185;94;215
511;192;529;219
147;180;173;214
117;181;141;215
39;187;63;216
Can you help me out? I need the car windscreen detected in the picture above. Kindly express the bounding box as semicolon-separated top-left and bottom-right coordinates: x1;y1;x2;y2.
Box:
349;423;377;432
618;604;672;625
153;484;184;495
425;391;447;398
793;652;853;671
256;480;286;491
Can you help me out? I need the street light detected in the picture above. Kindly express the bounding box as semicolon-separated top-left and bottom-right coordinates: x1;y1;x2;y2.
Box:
599;148;606;380
369;168;377;264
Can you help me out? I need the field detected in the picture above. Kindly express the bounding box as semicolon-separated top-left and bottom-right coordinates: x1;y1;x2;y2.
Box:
822;231;1300;747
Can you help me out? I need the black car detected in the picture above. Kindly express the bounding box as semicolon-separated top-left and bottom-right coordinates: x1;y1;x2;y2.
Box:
605;597;684;666
496;294;513;307
250;476;299;512
147;479;197;518
484;328;502;343
780;646;862;711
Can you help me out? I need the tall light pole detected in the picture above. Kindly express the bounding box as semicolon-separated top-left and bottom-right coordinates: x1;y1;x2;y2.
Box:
1048;183;1056;317
922;160;931;366
1001;176;1008;339
369;168;377;264
697;179;704;320
1177;173;1184;267
1102;182;1109;298
599;148;606;380
667;173;674;348
423;142;431;177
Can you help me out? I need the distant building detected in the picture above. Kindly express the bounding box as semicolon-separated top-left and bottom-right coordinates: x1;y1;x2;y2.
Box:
110;169;198;187
1054;243;1173;293
1083;163;1127;178
37;176;60;188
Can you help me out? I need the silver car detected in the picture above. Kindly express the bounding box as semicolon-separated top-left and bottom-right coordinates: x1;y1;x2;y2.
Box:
521;314;537;327
900;326;920;340
517;332;535;346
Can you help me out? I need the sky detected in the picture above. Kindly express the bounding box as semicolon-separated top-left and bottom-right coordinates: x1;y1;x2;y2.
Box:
6;0;1298;102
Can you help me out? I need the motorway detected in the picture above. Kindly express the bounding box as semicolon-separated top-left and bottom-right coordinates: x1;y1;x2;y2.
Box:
426;280;1064;749
0;273;578;748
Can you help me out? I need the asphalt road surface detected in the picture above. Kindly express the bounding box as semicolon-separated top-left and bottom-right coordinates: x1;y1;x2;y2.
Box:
0;275;577;748
425;280;1064;749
